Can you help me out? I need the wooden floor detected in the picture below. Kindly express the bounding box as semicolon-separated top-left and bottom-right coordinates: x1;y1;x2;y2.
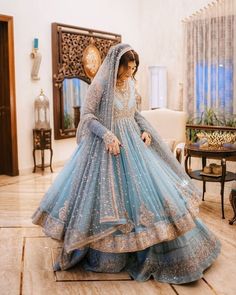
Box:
0;168;235;295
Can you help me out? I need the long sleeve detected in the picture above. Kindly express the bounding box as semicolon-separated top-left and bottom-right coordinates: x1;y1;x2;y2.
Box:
88;119;108;139
134;110;153;135
77;79;116;145
133;87;152;135
88;120;115;145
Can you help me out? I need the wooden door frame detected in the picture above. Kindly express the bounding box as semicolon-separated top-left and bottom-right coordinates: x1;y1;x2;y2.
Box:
0;14;18;176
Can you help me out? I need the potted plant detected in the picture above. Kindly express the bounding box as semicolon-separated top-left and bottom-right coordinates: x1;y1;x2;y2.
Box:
186;108;236;144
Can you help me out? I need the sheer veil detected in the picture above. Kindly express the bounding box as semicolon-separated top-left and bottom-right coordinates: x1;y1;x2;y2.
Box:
76;43;133;142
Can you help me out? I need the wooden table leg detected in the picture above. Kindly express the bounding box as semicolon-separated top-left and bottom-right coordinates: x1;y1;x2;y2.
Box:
202;181;206;201
202;157;206;201
32;149;36;173
41;149;45;172
184;154;190;174
50;148;53;173
220;158;226;219
229;189;236;225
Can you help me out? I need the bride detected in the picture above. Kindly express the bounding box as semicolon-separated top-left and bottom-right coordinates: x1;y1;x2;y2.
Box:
32;43;220;284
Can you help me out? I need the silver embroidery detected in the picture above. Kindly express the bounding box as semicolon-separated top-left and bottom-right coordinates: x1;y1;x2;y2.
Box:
59;201;69;221
90;212;196;253
139;203;155;227
103;130;116;145
113;82;136;120
118;219;135;234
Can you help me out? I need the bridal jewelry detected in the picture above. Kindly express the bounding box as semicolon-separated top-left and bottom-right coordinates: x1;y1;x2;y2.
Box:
115;80;130;109
116;80;128;94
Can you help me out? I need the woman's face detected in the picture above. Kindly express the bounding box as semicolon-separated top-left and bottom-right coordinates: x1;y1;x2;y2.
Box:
117;61;136;81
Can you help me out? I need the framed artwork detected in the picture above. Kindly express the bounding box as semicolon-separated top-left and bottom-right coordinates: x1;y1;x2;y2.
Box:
82;43;101;79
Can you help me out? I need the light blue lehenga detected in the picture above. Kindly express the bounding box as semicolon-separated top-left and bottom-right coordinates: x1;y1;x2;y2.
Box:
32;44;220;284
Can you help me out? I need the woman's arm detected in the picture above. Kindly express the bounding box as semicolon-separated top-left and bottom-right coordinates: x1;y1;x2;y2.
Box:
134;111;152;137
80;80;117;145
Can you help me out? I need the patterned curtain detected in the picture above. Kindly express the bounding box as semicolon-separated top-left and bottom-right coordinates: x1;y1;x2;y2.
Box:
184;0;236;119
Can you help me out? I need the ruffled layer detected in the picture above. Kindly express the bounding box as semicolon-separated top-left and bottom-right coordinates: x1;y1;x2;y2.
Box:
54;218;221;284
33;117;203;254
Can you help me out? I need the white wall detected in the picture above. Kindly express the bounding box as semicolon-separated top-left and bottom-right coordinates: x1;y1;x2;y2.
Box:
0;0;212;173
138;0;212;110
0;0;142;173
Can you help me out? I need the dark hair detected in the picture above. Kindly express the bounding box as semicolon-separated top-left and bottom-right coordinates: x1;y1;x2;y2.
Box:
118;50;139;78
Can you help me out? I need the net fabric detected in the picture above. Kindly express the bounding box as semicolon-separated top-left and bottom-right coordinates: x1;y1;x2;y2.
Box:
76;41;202;220
32;43;202;258
134;110;200;203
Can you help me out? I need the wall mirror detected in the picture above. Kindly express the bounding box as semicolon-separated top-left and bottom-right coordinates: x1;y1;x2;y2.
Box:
52;23;121;139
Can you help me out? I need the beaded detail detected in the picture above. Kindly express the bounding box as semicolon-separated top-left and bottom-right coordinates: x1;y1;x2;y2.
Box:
59;201;69;221
118;219;135;234
139;203;155;227
113;80;136;120
103;130;116;145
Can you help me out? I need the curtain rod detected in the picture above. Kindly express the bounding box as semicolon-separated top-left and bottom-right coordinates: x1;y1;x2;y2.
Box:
181;0;223;23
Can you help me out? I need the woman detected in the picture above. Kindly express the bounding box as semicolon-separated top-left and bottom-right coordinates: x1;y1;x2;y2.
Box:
32;43;220;284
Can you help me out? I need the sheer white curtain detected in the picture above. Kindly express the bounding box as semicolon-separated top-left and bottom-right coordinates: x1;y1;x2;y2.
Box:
183;0;236;120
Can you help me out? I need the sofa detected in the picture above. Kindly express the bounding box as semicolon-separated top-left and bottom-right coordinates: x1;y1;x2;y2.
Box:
140;108;187;163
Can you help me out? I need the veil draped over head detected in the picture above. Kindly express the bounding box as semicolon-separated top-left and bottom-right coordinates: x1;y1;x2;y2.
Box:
76;43;133;142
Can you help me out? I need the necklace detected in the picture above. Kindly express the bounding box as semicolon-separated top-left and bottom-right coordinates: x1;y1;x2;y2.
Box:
116;80;128;94
115;80;130;106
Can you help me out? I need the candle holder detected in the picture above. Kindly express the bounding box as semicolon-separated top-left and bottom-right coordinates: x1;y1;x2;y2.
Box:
30;38;41;80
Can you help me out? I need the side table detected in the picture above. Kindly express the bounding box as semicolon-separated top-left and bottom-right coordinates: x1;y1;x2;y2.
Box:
185;143;236;219
33;128;53;173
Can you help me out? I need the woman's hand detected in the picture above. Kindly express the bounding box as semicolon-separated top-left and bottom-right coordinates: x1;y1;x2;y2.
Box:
106;137;122;156
141;131;152;146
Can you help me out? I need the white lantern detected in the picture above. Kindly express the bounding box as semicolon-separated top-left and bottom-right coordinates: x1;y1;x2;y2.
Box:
34;89;50;129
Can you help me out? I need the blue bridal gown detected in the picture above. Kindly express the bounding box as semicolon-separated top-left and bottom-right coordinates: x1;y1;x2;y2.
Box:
32;80;220;284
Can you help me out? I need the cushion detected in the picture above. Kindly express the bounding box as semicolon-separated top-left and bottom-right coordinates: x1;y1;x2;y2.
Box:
141;108;187;144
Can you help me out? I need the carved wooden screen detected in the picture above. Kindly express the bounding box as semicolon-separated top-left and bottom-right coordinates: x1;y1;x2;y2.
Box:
51;23;121;139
